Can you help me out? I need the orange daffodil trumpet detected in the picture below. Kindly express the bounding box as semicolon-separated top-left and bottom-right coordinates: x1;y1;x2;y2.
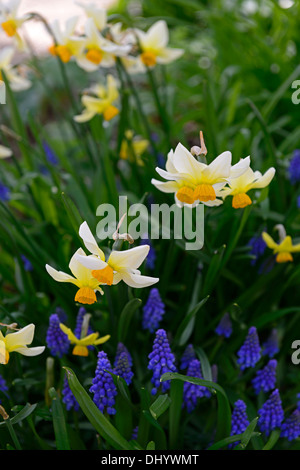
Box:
135;20;184;68
74;74;119;123
49;16;83;63
46;248;105;305
220;159;276;209
75;221;159;289
262;225;300;263
0;323;45;364
152;138;276;209
59;323;110;357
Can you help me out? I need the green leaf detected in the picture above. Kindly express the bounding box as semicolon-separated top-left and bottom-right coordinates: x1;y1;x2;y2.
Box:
63;367;133;450
117;297;142;342
49;388;71;450
174;296;209;346
149;394;171;420
161;372;231;441
169;379;184;449
262;429;281;450
0;403;37;427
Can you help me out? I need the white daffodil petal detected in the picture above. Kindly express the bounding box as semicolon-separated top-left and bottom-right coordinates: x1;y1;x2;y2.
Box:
13;346;45;357
251;167;276;189
151;179;181;193
79;221;105;259
108;245;150;271
45;264;77;284
75;254;108;271
4;323;35;350
122;272;159;288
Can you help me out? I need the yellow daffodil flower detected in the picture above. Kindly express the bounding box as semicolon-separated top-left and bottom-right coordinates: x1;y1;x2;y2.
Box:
75;18;131;72
220;159;276;209
45;248;104;305
120;130;149;165
135;20;184;67
49;16;83;63
74;74;120;123
151;142;249;207
0;323;45;364
262;225;300;263
0;0;29;50
0;46;31;91
59;323;110;357
75;221;159;288
0;144;12;158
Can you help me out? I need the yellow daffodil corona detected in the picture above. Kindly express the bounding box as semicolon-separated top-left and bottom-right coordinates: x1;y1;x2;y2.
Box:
0;324;45;364
59;323;110;357
262;227;300;263
45;248;104;305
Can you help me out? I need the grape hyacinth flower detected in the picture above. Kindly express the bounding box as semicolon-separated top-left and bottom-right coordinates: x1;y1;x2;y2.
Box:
46;314;70;358
247;234;266;266
0;183;10;202
55;306;68;323
288;149;300;184
142;288;165;333
180;344;196;371
114;351;134;386
215;313;232;338
43;140;59;166
148;329;177;395
183;359;211;413
229;400;250;448
114;342;133;368
21;254;33;272
258;389;284;436
297;195;300;209
262;329;279;358
252;359;277;395
237;326;261;370
90;351;117;415
62;375;79;411
0;374;9;400
281;409;300;441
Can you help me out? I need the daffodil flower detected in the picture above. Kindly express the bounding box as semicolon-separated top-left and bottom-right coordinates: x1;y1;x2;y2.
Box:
59;323;110;357
75;221;159;289
0;323;45;364
0;46;31;91
75;18;131;72
0;0;29;49
76;1;107;31
45;248;104;305
49;16;83;63
262;225;300;263
74;74;120;123
135;20;184;67
0;144;12;159
151;142;249;207
120;130;149;165
220;159;276;209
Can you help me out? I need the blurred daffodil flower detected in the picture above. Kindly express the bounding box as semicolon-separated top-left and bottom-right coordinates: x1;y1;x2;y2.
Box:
135;20;184;67
151;142;249;207
0;144;12;159
76;2;107;31
49;16;83;63
0;0;29;49
0;46;31;91
75;18;131;72
74;74;119;123
75;221;159;289
0;323;45;364
220;159;276;209
262;225;300;263
46;248;104;305
120;130;149;165
59;323;110;357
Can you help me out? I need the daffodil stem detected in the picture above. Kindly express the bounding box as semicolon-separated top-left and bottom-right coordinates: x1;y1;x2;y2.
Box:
146;67;171;145
116;59;158;157
5;418;22;450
